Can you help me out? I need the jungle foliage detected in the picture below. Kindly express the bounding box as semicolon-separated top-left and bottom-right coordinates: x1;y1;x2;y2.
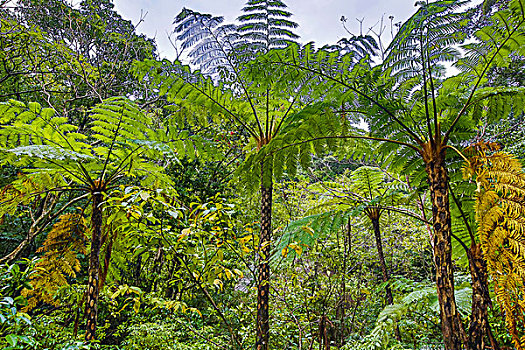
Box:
1;0;525;349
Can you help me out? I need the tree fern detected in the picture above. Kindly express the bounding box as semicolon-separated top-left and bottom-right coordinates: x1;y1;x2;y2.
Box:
0;97;207;187
134;55;344;192
237;0;299;55
253;1;525;346
134;33;356;349
173;1;299;76
0;97;199;340
174;8;240;75
383;1;469;85
274;166;420;256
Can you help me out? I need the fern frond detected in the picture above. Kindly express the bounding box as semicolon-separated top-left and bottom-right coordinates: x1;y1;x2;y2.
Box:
22;213;87;310
465;146;525;349
237;0;299;52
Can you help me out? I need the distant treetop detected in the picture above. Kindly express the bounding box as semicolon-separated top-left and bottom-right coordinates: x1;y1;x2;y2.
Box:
237;0;299;53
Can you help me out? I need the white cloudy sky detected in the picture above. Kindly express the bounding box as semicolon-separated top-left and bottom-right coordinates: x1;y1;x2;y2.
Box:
112;0;419;59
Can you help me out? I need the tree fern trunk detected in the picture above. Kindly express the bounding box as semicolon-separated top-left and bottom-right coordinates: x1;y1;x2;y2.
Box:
370;213;401;341
370;214;394;305
467;244;499;350
85;192;103;341
256;164;272;350
425;157;464;350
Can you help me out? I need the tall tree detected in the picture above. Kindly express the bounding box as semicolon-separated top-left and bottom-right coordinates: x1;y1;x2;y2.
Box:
173;0;299;76
0;97;189;340
3;0;156;114
345;167;403;309
237;0;299;54
136;59;339;350
173;8;240;75
137;11;341;347
252;0;525;348
148;6;310;349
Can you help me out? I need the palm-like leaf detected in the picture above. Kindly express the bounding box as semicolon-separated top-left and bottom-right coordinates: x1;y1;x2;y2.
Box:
237;0;299;54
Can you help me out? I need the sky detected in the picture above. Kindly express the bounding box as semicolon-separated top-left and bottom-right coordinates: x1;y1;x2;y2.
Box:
112;0;419;60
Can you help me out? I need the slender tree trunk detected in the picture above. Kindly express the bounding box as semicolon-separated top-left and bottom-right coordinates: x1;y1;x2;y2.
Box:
467;244;500;350
1;193;59;264
336;219;351;348
85;192;103;341
151;247;164;293
256;163;272;350
370;213;394;305
370;211;401;341
167;256;181;299
73;292;86;338
134;254;142;285
319;315;330;350
425;153;464;350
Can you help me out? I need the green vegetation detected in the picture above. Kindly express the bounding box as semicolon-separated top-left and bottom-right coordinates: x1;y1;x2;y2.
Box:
1;0;525;349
